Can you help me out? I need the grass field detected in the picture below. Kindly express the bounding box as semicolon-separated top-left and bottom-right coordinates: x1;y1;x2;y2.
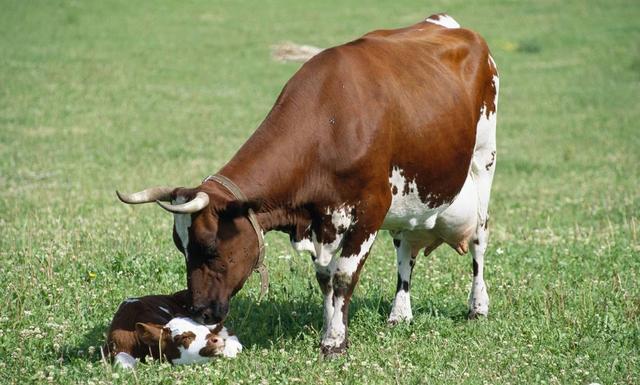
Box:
1;0;639;383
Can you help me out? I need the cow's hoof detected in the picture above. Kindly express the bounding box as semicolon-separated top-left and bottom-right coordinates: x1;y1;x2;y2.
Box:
467;310;488;320
387;316;412;325
320;343;347;359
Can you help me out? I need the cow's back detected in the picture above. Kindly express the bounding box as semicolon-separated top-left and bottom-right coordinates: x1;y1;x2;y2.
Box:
289;22;493;206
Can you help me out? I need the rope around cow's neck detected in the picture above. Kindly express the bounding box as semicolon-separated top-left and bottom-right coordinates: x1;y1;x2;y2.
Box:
202;174;269;301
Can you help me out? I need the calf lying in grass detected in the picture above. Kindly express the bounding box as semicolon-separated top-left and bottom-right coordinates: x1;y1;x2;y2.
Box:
104;290;242;369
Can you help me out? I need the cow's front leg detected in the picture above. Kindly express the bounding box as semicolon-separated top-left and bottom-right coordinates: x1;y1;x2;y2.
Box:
320;229;378;356
314;263;334;333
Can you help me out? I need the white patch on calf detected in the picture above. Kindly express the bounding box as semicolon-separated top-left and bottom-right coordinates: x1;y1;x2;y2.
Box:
114;352;137;369
166;317;212;365
173;197;192;259
123;298;139;304
165;318;241;364
205;324;243;357
221;335;243;358
426;14;461;28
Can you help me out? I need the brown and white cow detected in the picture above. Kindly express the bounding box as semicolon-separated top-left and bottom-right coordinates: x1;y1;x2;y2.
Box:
116;14;498;356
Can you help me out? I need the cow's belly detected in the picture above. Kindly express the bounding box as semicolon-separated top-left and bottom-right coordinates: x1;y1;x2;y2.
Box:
382;169;478;247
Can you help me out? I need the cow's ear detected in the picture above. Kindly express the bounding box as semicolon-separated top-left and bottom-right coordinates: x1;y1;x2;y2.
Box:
135;323;171;346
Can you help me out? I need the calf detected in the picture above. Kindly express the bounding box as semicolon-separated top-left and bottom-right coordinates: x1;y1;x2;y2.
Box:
104;290;242;369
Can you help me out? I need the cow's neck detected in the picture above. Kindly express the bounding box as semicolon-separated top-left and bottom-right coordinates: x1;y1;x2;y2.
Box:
217;118;319;236
254;207;312;238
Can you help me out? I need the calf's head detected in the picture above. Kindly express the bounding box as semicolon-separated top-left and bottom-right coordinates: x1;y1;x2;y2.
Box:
136;317;241;364
117;185;261;324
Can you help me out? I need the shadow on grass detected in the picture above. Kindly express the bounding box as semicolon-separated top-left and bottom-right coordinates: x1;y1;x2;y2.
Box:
66;291;470;365
63;322;110;364
226;292;470;348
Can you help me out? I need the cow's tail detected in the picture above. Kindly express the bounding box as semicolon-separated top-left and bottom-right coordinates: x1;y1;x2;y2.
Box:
425;13;461;29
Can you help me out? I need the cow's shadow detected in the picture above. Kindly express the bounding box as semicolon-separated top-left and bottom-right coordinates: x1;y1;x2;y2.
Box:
224;294;393;348
63;322;111;364
224;293;469;348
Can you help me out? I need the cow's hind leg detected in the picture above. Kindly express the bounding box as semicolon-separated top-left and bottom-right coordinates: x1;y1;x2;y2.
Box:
387;238;419;324
468;56;498;319
468;221;490;318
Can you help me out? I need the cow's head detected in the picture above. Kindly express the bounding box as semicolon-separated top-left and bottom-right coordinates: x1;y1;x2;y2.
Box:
117;185;261;324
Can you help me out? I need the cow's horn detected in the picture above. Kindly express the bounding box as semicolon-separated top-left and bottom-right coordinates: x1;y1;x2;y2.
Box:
156;192;209;214
116;187;174;204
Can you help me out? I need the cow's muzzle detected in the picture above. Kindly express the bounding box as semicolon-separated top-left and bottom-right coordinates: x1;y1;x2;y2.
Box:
191;302;229;325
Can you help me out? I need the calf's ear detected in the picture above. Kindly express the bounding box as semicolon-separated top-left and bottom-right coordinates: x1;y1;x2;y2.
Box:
135;322;170;346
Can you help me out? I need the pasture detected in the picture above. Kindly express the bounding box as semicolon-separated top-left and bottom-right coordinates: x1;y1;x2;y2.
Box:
1;0;638;383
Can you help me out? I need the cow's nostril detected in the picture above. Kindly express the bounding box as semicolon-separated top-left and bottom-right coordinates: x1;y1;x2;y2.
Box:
200;308;216;324
190;304;206;315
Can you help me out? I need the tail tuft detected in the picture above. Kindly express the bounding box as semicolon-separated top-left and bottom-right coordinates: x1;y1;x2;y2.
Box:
425;13;461;29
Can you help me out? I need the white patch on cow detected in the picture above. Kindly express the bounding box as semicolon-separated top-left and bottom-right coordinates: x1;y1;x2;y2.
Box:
114;352;137;369
321;231;377;350
158;306;171;316
388;291;412;323
322;296;346;348
383;166;449;231
327;205;354;233
488;55;497;72
469;275;489;316
426;14;460;28
291;237;315;256
388;240;414;323
434;173;478;244
123;298;139;304
467;64;498;318
335;232;377;275
312;232;343;267
173;197;192;259
307;205;356;267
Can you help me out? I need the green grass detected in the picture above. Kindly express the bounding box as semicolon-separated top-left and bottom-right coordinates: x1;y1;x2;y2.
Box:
1;0;639;383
